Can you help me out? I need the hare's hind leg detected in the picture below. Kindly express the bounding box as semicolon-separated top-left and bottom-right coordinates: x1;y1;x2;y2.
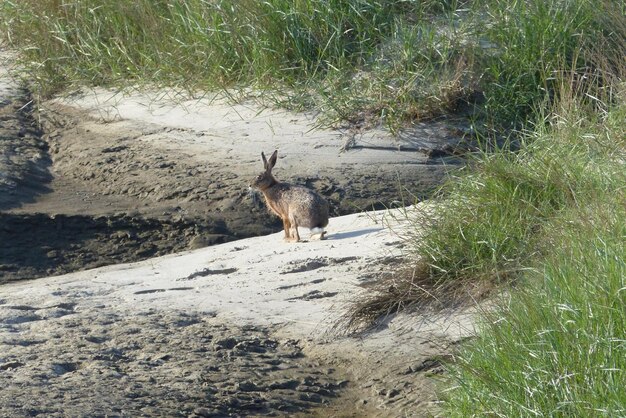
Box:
310;228;326;240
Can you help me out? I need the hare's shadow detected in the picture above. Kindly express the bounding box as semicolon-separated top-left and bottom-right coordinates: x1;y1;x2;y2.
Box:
326;227;383;240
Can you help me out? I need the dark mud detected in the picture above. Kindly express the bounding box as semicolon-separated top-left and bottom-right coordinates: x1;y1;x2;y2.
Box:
0;213;231;285
0;89;275;282
0;87;50;210
0;307;344;417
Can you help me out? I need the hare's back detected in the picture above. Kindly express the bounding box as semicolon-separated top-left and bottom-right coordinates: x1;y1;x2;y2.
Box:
284;185;329;227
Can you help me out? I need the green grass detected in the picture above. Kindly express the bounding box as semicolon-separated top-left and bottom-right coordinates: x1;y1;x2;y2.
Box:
476;0;624;127
445;198;626;416
346;80;625;321
2;0;621;129
393;72;624;417
341;12;625;409
341;85;625;412
0;0;471;129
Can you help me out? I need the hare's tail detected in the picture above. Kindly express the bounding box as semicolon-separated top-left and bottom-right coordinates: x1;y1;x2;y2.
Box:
310;227;327;240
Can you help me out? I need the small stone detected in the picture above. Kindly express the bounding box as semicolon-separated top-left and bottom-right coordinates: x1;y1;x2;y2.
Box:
234;340;266;353
213;337;237;350
191;407;222;417
0;361;24;370
234;381;259;392
337;380;350;388
268;379;299;390
188;234;226;249
300;376;316;386
298;393;323;403
386;388;400;398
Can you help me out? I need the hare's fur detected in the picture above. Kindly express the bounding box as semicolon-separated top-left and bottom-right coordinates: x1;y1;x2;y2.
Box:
251;150;329;242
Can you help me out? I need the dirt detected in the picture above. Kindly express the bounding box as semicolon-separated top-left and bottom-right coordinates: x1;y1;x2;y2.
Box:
0;52;474;417
0;77;466;284
0;305;344;417
0;92;276;283
0;285;471;418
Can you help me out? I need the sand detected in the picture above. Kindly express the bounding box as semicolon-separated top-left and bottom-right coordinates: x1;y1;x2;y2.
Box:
0;49;477;416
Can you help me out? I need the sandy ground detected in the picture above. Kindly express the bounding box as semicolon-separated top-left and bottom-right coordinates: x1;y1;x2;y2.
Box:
0;50;477;416
0;207;477;417
1;44;469;282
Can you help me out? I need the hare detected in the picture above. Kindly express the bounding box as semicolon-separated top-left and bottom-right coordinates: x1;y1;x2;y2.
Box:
251;150;329;242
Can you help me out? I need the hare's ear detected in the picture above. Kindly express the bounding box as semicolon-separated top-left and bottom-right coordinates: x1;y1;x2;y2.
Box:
268;150;278;170
261;151;268;170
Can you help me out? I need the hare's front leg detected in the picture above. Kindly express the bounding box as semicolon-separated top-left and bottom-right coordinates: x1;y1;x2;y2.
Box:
286;213;300;242
282;217;292;239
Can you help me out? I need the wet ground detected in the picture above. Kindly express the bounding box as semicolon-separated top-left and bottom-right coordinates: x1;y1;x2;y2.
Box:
0;306;345;417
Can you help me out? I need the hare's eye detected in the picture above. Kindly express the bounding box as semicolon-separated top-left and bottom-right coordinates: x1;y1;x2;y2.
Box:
257;175;262;180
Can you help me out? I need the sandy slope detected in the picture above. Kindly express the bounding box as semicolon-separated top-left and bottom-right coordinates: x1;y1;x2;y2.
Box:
0;207;476;417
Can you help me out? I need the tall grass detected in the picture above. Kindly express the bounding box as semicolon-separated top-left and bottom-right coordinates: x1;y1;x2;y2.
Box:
413;58;624;418
444;180;626;416
340;82;626;412
2;0;622;128
346;80;625;328
345;0;625;317
0;0;471;129
476;0;623;127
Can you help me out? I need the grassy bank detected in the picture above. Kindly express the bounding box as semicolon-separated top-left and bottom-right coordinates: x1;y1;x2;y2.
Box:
1;0;620;129
446;198;626;415
440;93;626;415
346;71;625;414
348;4;625;414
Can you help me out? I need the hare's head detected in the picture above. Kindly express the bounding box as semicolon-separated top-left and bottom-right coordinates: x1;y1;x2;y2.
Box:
250;150;278;191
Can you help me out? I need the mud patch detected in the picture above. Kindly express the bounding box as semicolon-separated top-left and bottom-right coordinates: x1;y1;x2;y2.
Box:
0;309;343;417
133;287;195;295
288;290;339;301
0;84;51;211
0;213;232;284
276;278;327;291
181;267;239;281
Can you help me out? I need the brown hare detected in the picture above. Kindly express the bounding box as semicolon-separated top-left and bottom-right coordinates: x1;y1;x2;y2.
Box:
251;150;329;242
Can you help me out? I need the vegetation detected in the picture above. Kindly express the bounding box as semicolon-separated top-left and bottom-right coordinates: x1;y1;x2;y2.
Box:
2;0;620;129
447;203;626;415
0;0;472;129
343;2;626;415
1;0;625;415
441;94;626;416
